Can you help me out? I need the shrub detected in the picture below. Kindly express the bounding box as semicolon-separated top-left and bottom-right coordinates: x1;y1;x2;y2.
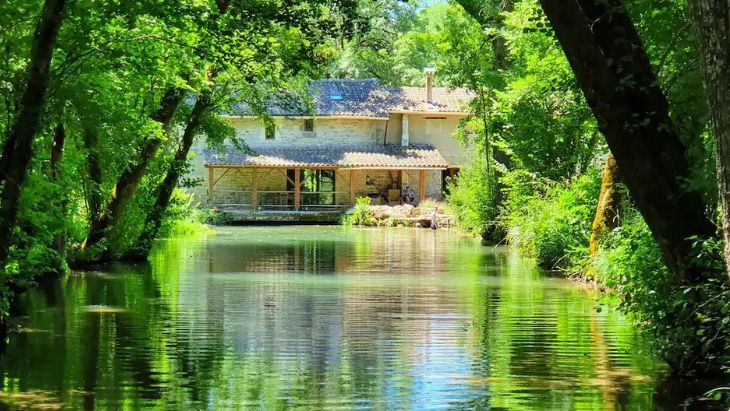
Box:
500;170;600;270
202;207;234;226
344;196;376;226
595;211;730;374
446;156;499;238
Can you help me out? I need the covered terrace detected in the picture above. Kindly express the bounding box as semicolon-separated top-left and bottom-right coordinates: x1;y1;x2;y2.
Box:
203;144;448;214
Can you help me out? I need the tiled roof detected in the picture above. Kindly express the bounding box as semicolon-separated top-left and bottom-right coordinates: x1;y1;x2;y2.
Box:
387;86;473;113
224;79;474;118
203;143;449;169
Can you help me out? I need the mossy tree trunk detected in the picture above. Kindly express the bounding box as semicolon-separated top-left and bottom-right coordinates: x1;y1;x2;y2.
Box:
589;152;621;257
537;0;715;281
133;92;212;255
81;87;185;254
687;0;730;280
82;0;232;258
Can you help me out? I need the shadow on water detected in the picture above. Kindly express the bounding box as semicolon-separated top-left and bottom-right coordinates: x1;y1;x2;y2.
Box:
0;226;726;409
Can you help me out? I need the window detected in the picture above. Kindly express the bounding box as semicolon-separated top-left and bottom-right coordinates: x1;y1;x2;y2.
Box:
303;169;335;206
265;122;275;140
304;119;314;132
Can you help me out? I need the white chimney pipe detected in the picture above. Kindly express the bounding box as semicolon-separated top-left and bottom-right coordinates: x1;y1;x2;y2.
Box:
424;67;435;103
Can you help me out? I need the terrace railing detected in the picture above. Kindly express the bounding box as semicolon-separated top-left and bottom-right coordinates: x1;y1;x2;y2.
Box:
210;189;352;212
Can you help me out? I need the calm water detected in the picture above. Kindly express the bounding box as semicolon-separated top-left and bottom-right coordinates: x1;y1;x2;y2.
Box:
0;226;675;409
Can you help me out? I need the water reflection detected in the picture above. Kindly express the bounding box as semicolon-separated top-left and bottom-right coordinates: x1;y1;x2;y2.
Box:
0;226;668;409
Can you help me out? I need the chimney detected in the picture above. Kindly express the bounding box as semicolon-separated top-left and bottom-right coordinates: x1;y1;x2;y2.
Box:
424;67;435;103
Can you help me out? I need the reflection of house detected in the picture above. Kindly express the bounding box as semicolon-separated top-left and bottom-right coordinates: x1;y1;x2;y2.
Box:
192;70;474;219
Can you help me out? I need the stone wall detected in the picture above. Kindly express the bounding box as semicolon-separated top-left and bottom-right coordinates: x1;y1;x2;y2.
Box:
207;167;357;208
229;117;387;146
408;114;470;167
208;167;288;207
355;169;443;204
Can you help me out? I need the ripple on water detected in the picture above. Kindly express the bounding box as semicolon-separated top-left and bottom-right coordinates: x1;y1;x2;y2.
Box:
0;226;672;410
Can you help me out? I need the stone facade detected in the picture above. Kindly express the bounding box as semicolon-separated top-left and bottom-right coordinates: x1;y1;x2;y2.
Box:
187;113;470;209
229;117;387;146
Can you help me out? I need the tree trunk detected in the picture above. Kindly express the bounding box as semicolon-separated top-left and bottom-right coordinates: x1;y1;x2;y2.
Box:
0;134;16;187
686;0;730;280
0;0;67;263
50;122;66;252
81;0;232;257
536;0;715;281
134;93;212;254
81;87;185;253
82;127;103;222
589;152;621;256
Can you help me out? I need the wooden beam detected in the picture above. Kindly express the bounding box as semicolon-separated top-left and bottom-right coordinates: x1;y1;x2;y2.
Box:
294;167;301;210
208;166;214;201
419;169;426;203
233;167;247;178
349;170;356;204
251;168;258;211
212;167;231;186
259;168;274;182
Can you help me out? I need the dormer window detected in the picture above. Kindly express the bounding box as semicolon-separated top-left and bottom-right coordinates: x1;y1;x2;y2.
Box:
329;93;342;100
304;119;314;132
265;122;275;140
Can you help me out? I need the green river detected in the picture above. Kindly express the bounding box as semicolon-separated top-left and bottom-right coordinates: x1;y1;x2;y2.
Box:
0;226;697;409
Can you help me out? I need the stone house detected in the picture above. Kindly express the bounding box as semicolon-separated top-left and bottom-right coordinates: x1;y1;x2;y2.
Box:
191;70;474;220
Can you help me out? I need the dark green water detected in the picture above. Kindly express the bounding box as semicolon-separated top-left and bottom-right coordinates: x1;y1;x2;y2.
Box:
0;226;678;409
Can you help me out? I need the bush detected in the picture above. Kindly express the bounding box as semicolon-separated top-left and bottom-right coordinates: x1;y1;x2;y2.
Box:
595;212;730;374
501;169;730;374
446;156;499;238
343;196;376;226
500;170;600;270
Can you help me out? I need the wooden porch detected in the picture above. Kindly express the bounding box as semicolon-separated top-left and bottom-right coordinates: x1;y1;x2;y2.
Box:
206;165;430;213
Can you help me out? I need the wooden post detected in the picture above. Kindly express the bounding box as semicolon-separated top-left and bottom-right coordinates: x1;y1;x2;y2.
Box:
208;166;214;202
349;169;356;205
419;169;426;204
251;168;258;211
294;167;301;211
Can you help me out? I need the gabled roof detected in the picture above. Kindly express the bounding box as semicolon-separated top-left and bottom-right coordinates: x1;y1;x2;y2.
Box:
225;79;474;118
203;143;449;169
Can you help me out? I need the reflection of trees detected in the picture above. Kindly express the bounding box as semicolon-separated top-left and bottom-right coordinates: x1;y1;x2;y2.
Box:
0;227;666;409
468;251;661;410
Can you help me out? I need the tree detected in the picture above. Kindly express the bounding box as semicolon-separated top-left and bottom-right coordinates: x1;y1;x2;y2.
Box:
134;92;213;254
686;0;730;279
535;0;715;280
0;0;68;263
80;87;186;254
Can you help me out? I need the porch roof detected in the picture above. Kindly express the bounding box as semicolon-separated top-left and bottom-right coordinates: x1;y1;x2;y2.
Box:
203;143;449;169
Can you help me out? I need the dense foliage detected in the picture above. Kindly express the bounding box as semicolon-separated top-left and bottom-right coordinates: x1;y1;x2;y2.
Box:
1;0;729;382
338;0;729;376
0;0;362;320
